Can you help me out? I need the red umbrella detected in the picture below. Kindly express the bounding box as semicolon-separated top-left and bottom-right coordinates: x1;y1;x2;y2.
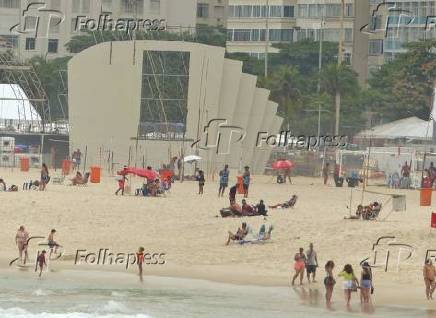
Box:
272;160;294;170
117;167;159;181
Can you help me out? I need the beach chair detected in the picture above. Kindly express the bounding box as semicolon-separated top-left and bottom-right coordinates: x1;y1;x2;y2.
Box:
366;204;382;220
239;225;273;245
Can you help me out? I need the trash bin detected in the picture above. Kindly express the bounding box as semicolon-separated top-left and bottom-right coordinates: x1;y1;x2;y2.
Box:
90;166;101;183
420;188;432;206
20;157;29;172
62;159;71;176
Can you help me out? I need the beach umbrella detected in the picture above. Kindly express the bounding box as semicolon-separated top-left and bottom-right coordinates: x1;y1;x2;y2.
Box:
272;160;294;170
184;155;202;163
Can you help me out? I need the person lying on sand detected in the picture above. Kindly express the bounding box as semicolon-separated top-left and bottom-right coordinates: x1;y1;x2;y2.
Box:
269;195;298;209
71;172;90;185
229;200;242;216
225;222;248;245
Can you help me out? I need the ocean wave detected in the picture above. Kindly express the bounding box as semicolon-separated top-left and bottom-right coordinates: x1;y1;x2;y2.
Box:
0;307;152;318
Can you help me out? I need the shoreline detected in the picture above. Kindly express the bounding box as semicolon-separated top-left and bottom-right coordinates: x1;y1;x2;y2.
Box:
1;256;436;311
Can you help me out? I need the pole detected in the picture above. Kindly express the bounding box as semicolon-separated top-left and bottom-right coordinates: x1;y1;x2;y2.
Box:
335;0;345;136
264;0;270;77
318;14;324;174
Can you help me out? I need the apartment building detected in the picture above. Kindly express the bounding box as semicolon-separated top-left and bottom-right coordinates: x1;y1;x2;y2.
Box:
226;1;356;60
367;0;436;74
197;0;228;27
0;0;197;60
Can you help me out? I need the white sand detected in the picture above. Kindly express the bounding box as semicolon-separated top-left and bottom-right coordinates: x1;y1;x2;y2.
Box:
0;167;436;308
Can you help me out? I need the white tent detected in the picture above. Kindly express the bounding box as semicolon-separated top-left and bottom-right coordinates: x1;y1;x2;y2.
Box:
0;84;41;121
356;116;433;141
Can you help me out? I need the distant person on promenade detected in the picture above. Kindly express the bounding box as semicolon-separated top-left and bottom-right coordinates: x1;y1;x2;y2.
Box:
15;226;29;264
115;174;128;196
338;264;359;306
36;250;47;277
306;243;318;283
218;164;230;197
424;259;436;300
360;262;373;303
291;248;307;286
324;260;336;305
323;163;330;185
39;163;49;191
197;170;205;195
242;166;250;198
72;148;82;170
137;246;145;282
284;168;292;184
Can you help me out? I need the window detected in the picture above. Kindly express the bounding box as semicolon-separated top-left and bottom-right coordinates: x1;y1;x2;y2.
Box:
308;4;319;17
325;4;340;17
49;16;62;34
233;29;251;41
345;28;352;42
24;16;37;30
214;6;224;19
0;35;18;48
369;39;383;55
242;5;252;17
252;5;261;17
269;6;282;17
48;39;58;53
298;4;308;17
0;0;19;8
121;0;143;14
197;3;209;18
283;6;294;18
370;15;382;31
25;38;36;50
345;3;353;17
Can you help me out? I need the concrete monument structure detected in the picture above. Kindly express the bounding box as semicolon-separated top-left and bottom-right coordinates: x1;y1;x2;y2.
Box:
68;40;282;175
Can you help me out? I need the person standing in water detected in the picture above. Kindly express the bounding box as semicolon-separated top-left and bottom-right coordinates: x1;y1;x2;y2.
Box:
306;243;318;283
36;250;47;277
137;247;145;282
15;226;29;264
291;248;307;286
424;259;436;300
218;165;230;197
324;260;336;306
338;264;359;306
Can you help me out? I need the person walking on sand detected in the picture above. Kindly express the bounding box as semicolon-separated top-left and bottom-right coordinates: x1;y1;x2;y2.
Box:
323;163;329;185
218;164;230;197
291;248;307;286
137;247;145;282
39;163;49;191
306;243;318;283
324;260;336;305
242;166;250;198
36;250;47;277
338;264;359;306
15;226;29;264
197;170;205;195
424;259;436;300
115;174;128;196
360;262;373;303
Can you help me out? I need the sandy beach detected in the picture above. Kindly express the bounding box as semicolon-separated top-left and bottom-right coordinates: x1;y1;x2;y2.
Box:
1;167;436;312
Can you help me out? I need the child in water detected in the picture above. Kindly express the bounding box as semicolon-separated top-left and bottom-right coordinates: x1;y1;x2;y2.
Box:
37;250;47;277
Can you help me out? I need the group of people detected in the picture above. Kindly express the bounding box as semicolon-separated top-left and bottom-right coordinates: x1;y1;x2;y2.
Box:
347;202;381;220
15;226;60;277
225;222;273;245
135;177;171;197
291;244;374;306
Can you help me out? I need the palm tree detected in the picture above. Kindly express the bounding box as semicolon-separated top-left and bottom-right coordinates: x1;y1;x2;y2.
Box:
320;63;358;135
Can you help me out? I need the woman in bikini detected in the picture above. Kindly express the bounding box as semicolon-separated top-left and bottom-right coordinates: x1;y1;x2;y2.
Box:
424;259;436;300
15;226;29;264
225;222;248;245
360;262;373;303
39;163;49;191
338;264;359;306
137;247;145;282
324;260;336;305
291;248;306;286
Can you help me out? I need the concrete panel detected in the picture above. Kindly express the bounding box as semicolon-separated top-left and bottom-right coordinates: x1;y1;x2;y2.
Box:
240;88;269;171
227;73;257;170
251;101;278;173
